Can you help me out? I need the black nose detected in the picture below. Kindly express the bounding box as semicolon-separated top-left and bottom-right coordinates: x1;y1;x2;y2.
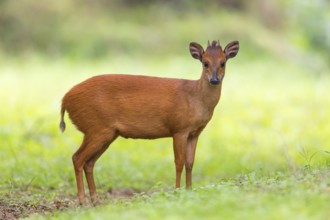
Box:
210;78;220;85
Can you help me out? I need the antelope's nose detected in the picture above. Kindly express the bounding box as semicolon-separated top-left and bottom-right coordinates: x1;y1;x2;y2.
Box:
210;77;220;85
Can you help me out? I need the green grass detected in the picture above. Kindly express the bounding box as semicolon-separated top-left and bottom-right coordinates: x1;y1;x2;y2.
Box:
39;170;330;220
1;4;329;219
0;53;329;219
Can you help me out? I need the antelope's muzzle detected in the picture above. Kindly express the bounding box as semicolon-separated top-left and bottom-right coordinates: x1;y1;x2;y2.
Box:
210;72;220;85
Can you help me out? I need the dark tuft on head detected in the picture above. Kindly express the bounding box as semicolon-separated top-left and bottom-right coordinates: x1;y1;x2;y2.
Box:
206;40;222;51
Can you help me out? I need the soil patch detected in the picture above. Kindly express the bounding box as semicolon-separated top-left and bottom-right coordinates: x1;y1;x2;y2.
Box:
0;188;142;219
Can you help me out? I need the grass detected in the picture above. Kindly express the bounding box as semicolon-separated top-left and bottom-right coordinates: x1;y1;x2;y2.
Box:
0;53;329;219
25;169;329;220
0;6;329;219
0;6;330;216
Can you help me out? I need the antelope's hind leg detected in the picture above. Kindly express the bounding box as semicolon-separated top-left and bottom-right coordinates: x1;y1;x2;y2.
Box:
84;132;118;204
72;131;117;205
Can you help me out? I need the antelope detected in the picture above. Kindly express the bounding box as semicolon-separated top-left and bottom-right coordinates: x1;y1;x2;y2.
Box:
60;40;239;204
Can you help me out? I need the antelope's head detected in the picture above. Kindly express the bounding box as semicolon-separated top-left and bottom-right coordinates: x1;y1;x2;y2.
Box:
190;40;239;85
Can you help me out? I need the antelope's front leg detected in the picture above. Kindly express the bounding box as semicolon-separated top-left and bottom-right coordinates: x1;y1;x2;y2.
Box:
185;135;199;189
173;133;188;188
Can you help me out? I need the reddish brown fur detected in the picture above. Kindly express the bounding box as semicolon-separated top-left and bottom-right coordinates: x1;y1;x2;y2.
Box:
60;40;239;204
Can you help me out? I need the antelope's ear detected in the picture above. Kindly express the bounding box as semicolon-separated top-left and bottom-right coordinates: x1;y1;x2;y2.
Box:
189;42;204;61
224;41;239;59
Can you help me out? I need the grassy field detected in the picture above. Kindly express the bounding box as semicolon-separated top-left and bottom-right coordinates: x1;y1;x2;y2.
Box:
0;49;329;219
0;7;330;218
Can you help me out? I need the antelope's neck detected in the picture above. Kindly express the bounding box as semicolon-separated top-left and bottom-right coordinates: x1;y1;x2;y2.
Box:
196;77;222;111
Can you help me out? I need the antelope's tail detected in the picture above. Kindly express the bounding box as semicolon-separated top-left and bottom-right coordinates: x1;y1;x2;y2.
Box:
60;105;66;132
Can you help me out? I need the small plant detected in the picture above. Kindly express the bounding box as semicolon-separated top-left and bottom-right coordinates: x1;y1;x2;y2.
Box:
299;146;317;170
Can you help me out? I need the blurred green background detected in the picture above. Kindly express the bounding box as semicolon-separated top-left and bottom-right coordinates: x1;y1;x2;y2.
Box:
0;0;330;219
0;0;329;64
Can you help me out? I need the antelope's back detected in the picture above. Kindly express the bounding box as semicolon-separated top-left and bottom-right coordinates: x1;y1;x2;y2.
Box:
62;74;186;135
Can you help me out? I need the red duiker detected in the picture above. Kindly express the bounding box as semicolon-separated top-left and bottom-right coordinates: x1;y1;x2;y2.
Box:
60;40;239;204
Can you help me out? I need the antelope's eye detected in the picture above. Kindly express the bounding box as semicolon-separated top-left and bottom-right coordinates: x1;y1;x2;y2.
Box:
203;62;209;68
220;61;226;68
